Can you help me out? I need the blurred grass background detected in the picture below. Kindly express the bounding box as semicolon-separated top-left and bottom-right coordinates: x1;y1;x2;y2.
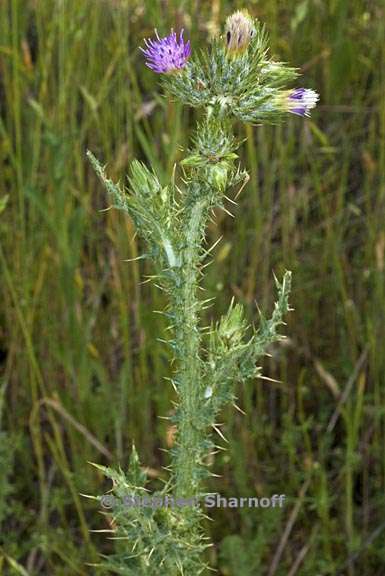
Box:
0;0;384;574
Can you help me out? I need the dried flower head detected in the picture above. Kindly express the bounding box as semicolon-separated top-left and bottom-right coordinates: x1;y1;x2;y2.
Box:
286;88;319;117
225;10;255;55
141;29;191;74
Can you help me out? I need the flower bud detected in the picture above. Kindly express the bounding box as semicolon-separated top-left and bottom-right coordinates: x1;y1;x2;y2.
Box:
209;161;229;191
276;88;319;118
225;10;255;56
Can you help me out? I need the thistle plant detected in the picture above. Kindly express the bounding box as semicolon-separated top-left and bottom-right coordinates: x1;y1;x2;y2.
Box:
87;10;318;575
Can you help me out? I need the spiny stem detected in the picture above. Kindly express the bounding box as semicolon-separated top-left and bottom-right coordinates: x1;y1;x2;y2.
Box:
172;197;209;497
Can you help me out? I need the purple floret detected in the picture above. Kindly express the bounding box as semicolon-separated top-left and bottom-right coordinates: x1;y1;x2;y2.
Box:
140;29;191;74
289;88;307;100
288;88;319;117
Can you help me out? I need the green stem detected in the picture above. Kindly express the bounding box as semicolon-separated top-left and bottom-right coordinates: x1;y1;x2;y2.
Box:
172;197;209;498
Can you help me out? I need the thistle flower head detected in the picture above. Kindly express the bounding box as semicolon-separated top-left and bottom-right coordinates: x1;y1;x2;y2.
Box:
141;29;191;74
286;88;319;117
225;10;255;55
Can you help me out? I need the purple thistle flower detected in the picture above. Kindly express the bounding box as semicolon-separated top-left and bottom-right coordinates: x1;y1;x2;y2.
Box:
287;88;319;117
140;29;191;74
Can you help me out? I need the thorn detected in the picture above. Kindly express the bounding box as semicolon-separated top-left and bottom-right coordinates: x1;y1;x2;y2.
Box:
212;424;229;443
201;297;216;305
201;259;214;270
221;206;234;218
232;402;246;415
79;492;98;500
157;338;173;346
170;379;178;393
171;163;177;186
200;512;214;522
122;254;147;262
213;444;227;451
258;375;283;384
205;235;223;256
234;173;250;199
224;194;238;206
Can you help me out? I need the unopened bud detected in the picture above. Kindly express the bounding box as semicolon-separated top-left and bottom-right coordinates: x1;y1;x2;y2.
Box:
225;10;255;55
209;162;229;191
